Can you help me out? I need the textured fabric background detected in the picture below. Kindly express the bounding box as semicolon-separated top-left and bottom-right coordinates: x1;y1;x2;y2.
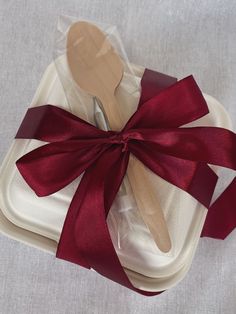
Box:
0;1;236;313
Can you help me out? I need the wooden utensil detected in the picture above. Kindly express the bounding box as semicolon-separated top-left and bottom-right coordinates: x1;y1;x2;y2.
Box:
66;21;171;252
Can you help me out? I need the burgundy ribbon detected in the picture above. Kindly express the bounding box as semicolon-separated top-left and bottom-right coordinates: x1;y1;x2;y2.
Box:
15;71;236;296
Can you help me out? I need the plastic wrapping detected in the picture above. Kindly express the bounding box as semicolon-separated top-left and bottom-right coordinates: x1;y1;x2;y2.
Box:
50;16;224;269
53;15;161;254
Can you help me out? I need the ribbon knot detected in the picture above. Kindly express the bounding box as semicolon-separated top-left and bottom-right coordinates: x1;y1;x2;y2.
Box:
108;131;130;152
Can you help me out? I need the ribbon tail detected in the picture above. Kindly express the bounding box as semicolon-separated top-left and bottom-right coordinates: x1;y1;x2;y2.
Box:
138;68;177;106
16;105;107;142
57;146;163;296
201;177;236;239
129;141;218;208
56;166;92;268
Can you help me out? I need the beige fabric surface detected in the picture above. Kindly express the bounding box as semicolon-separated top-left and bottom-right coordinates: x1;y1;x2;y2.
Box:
0;1;236;313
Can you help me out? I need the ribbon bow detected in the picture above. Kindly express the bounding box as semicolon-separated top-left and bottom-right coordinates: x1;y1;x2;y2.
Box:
15;74;236;296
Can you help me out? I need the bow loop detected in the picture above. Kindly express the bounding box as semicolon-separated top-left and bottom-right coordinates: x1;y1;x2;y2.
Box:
127;127;236;171
124;76;209;131
16;140;109;196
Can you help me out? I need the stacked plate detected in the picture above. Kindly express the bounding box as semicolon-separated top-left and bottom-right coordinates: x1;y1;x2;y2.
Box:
0;61;232;292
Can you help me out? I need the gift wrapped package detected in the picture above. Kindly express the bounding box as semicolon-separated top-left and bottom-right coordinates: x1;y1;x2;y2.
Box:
0;16;235;296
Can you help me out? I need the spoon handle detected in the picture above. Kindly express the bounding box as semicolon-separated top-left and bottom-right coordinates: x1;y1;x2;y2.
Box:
100;94;171;253
128;156;171;252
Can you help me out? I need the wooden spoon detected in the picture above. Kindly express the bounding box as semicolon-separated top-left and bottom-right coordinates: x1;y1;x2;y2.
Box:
66;21;171;252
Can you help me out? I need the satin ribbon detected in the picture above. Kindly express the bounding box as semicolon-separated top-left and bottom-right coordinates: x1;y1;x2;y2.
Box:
15;72;236;296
